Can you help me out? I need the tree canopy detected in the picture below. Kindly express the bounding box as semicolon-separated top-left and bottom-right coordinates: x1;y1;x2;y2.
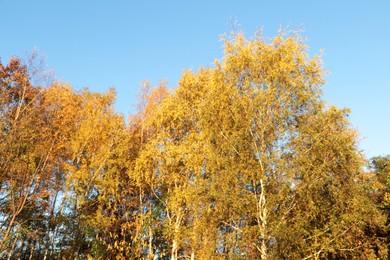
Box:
0;31;388;259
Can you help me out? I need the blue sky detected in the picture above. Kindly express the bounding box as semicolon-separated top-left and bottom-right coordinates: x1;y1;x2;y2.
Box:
1;1;389;158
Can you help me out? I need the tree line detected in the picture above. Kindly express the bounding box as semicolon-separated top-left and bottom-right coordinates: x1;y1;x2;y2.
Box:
0;31;389;259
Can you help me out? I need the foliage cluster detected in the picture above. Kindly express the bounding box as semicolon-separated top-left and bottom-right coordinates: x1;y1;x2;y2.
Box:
0;31;388;259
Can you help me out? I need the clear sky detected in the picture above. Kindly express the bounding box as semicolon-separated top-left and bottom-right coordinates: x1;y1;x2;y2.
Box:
1;0;389;158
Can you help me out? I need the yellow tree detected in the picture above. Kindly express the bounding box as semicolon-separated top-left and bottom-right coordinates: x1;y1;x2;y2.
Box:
0;59;77;259
0;57;59;257
1;29;386;259
56;87;128;258
133;30;387;259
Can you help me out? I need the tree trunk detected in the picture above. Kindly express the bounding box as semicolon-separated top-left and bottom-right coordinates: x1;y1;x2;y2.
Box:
170;213;182;260
7;234;18;260
148;226;154;259
258;179;268;260
28;240;35;260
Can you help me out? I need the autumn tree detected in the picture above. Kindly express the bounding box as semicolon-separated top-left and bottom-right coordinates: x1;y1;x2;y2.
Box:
371;156;390;216
132;31;387;259
1;57;68;258
0;56;132;258
0;57;55;258
369;155;390;258
1;29;387;259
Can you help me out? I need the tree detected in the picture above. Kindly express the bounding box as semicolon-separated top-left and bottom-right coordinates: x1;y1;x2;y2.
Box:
1;29;387;259
0;57;54;257
370;155;390;258
132;31;387;259
371;156;390;215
